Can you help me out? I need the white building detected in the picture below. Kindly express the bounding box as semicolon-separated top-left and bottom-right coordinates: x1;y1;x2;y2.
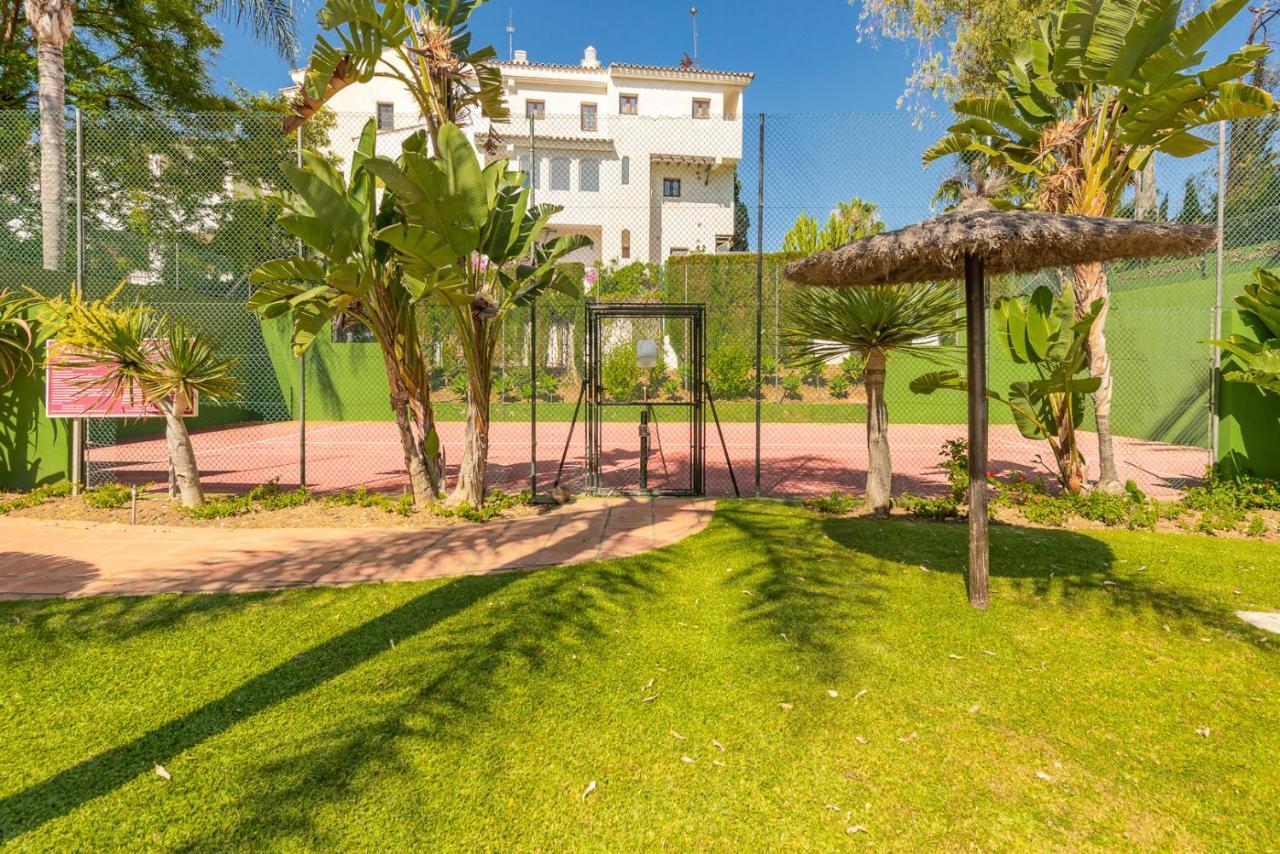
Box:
285;46;754;266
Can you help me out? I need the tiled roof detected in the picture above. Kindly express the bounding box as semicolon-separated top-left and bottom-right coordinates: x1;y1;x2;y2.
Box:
494;59;754;82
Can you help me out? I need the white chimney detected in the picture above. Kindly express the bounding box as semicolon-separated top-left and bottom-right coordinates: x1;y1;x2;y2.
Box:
581;45;600;68
513;49;528;64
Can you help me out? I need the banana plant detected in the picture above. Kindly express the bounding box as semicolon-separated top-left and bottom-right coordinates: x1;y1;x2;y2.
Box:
249;119;453;502
911;286;1103;494
285;0;508;143
1207;268;1280;395
365;122;589;507
923;0;1275;489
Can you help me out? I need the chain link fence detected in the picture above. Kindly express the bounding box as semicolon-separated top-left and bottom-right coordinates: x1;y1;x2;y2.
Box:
2;108;1274;498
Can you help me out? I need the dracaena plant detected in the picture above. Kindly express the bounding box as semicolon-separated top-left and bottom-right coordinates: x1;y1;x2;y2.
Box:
366;122;589;507
923;0;1275;489
1207;268;1280;396
249;119;449;503
0;289;40;389
912;286;1103;494
46;295;239;507
285;0;508;144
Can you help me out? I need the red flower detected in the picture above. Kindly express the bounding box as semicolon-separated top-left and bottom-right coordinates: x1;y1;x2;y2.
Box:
987;470;997;478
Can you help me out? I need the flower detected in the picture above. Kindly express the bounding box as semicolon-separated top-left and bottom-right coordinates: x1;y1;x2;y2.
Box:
471;253;492;272
987;470;997;478
584;266;599;289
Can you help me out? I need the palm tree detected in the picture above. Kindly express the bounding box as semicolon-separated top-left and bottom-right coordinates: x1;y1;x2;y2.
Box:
49;298;239;507
24;0;299;271
924;0;1275;489
782;284;965;513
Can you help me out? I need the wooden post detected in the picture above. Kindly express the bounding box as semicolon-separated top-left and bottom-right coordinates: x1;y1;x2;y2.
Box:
964;253;990;610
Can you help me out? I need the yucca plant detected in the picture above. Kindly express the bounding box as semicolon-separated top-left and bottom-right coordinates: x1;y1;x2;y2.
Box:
924;0;1275;489
1207;268;1280;395
782;284;965;513
0;289;39;389
49;298;239;507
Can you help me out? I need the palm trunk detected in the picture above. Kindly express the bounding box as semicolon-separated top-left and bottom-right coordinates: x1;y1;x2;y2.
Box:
1072;261;1120;487
35;33;66;271
382;349;443;503
160;394;204;507
451;369;491;508
864;349;891;514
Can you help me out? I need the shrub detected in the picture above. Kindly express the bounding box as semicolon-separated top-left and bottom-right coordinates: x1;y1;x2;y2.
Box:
85;482;131;510
707;343;754;399
800;362;825;387
1247;514;1269;537
839;354;864;385
781;373;803;400
0;481;73;515
895;493;960;519
521;371;559;402
662;377;682;399
431;488;532;522
602;345;641;401
828;373;850;398
804;491;862;514
938;439;969;501
1184;469;1280;512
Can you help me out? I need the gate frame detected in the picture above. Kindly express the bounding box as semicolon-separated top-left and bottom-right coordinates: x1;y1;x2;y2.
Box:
584;301;706;496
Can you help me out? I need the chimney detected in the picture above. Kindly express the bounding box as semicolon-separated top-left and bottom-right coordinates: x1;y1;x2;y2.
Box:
581;45;600;69
513;49;528;64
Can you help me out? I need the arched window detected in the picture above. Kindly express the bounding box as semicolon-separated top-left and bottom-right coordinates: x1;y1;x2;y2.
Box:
621;156;630;185
621;229;631;260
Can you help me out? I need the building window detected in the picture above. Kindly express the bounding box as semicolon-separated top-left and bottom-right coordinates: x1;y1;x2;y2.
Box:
621;229;631;259
580;102;597;132
376;102;395;130
619;94;638;115
662;178;682;198
669;247;689;257
692;98;711;119
526;99;546;120
550;158;571;191
715;234;734;252
579;159;599;192
620;156;630;185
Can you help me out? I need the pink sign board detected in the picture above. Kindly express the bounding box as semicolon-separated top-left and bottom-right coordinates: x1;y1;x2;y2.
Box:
44;340;197;419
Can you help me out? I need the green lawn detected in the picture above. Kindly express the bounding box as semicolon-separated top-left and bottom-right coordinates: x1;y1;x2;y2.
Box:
2;502;1278;848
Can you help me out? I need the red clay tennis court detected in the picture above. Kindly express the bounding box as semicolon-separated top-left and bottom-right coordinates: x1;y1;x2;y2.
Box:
86;418;1207;499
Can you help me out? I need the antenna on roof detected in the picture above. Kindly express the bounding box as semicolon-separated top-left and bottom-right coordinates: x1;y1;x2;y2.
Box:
506;9;515;61
690;7;699;67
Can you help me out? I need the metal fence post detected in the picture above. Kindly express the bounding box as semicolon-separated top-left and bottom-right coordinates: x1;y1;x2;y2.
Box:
297;125;307;487
754;112;765;497
1211;120;1226;470
71;106;84;493
529;114;538;495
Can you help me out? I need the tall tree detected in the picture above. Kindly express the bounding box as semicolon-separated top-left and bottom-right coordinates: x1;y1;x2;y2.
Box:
925;0;1274;489
25;0;73;271
782;197;885;254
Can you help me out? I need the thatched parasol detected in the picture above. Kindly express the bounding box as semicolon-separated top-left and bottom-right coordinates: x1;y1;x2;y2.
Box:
786;198;1216;610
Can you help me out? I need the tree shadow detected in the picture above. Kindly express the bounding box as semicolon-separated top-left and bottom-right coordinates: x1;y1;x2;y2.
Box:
712;501;889;683
0;544;666;845
167;549;669;848
819;516;1277;651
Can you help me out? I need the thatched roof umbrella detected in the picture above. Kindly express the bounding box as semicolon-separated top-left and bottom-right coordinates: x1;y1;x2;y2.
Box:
786;198;1215;610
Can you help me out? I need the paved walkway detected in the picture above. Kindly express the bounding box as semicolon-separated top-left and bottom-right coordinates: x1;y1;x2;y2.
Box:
0;498;713;601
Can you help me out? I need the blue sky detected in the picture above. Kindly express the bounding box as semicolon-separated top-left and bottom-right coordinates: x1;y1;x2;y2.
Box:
211;1;1259;244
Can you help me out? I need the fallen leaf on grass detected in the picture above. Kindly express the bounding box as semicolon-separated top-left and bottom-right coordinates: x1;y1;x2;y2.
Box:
968;704;981;714
948;653;964;660
712;739;725;752
1196;726;1211;737
712;759;726;767
582;780;596;801
779;702;794;711
641;678;654;691
983;650;996;657
854;688;868;700
826;803;841;811
855;735;867;744
670;730;686;740
846;825;868;834
919;565;930;572
1102;580;1118;587
642;692;660;703
681;756;694;764
1035;770;1052;782
154;764;171;781
827;689;839;698
898;731;918;743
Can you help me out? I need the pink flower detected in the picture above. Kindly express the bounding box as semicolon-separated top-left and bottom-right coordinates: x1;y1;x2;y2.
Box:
471;253;492;272
584;267;599;288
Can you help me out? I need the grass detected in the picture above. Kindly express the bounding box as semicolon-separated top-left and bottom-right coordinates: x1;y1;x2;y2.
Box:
1;502;1278;848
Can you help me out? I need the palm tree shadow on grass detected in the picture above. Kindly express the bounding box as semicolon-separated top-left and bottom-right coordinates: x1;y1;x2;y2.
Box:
712;501;891;684
0;547;666;846
820;516;1277;651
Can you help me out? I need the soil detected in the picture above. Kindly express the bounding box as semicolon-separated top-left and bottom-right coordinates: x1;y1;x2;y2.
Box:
0;491;553;529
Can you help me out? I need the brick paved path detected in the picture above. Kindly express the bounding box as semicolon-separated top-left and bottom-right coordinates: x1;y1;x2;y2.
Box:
0;498;712;601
